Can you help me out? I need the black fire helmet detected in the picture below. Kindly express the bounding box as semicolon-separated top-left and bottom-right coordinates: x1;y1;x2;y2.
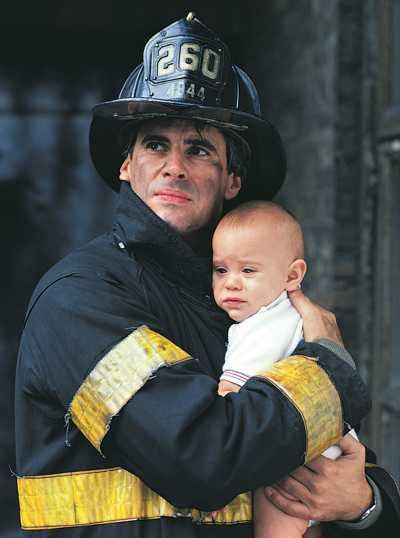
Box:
89;13;286;205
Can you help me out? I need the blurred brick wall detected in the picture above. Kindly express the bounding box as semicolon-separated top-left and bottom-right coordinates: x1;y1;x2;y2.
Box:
238;0;339;310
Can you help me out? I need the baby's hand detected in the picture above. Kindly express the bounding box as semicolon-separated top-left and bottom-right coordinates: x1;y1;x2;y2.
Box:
217;379;241;396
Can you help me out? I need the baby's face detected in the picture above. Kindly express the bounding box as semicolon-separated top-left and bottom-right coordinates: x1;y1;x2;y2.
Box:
212;222;293;322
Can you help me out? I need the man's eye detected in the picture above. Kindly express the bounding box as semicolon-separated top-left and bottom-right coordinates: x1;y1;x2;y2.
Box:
188;146;209;156
146;141;166;151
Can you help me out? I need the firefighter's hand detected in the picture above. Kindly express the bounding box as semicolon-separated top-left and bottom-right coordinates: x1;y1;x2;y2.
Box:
264;434;373;522
288;289;344;347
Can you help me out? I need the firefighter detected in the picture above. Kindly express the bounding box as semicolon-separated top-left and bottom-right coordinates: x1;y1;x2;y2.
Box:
15;13;399;537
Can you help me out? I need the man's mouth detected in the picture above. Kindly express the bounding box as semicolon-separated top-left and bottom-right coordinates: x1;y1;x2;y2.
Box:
155;189;192;203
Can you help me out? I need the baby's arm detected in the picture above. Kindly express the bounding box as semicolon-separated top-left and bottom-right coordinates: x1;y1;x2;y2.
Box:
217;379;241;396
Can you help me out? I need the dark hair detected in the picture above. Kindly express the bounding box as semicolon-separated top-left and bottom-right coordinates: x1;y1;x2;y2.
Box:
222;130;249;182
121;119;249;181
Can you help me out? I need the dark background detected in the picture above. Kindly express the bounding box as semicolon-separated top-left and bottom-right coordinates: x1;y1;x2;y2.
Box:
1;2;399;536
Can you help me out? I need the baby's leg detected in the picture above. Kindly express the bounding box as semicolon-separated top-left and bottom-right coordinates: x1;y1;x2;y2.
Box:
308;429;358;527
217;380;323;537
254;486;309;538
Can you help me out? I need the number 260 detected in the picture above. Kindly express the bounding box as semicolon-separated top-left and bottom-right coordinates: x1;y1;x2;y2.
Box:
157;42;221;81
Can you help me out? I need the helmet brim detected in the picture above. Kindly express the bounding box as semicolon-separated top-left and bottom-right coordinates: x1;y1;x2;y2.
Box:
89;98;286;206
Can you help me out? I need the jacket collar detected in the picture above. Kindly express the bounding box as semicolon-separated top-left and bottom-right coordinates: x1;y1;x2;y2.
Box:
113;183;212;294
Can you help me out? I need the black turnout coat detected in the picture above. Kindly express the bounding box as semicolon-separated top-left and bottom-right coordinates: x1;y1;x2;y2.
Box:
15;183;399;537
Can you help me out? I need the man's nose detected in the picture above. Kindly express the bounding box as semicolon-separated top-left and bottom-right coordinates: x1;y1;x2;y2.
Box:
162;149;187;179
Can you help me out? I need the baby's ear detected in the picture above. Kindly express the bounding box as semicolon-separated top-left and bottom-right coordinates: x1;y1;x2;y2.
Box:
286;259;307;292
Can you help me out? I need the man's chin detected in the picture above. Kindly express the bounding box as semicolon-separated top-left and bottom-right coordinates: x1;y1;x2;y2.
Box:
158;213;197;235
151;206;198;234
152;209;214;253
165;219;200;236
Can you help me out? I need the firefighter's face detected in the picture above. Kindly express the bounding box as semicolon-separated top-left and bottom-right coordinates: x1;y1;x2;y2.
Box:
119;119;241;237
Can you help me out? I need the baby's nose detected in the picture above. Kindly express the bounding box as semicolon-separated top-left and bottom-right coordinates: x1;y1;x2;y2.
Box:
225;275;242;289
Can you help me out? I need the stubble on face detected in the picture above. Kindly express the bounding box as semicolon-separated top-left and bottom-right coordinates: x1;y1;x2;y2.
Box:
119;119;241;248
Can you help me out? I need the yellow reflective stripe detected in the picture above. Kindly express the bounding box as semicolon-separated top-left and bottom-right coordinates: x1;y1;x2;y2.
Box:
70;326;191;452
255;355;343;462
17;468;252;530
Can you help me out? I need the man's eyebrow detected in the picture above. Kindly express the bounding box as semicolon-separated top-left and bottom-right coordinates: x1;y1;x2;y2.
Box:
184;138;217;152
140;134;169;145
139;134;217;153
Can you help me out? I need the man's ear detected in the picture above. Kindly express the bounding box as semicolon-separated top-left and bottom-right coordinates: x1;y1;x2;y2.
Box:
286;259;307;292
224;173;242;200
119;157;131;182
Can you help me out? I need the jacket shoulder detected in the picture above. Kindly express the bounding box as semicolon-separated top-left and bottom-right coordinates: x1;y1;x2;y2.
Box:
25;233;143;324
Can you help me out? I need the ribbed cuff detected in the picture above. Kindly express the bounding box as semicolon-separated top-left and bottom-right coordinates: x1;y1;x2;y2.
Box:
220;370;249;387
333;475;382;530
314;339;356;370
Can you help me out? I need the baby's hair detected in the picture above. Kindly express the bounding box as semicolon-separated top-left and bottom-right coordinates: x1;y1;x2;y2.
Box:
217;200;305;259
221;200;297;223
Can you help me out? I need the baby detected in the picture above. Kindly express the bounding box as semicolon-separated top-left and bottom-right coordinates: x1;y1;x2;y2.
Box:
212;200;356;538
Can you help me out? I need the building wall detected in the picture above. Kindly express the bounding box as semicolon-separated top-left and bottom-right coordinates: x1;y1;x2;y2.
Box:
238;1;339;310
240;0;400;481
334;0;364;363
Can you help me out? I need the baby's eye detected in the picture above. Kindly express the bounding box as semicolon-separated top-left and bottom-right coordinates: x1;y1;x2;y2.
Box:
213;266;227;274
242;267;256;274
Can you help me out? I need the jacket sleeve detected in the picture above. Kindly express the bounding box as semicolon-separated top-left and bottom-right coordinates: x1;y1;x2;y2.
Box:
21;271;371;512
324;459;400;536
